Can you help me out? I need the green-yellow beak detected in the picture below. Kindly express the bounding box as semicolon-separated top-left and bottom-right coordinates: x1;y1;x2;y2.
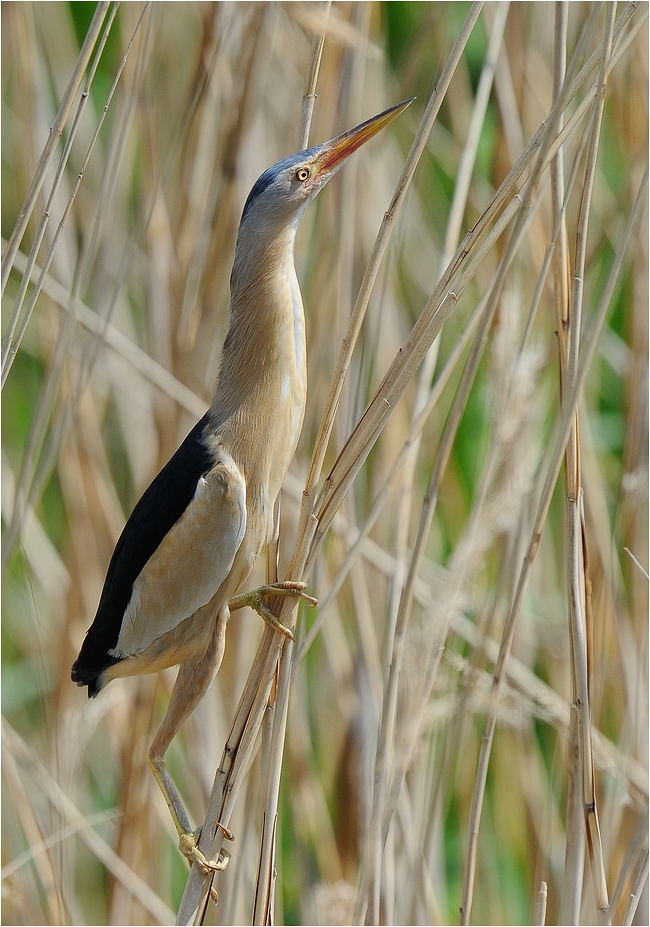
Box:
314;98;414;176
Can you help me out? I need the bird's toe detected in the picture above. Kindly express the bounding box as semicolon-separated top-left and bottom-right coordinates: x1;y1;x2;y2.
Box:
179;829;231;873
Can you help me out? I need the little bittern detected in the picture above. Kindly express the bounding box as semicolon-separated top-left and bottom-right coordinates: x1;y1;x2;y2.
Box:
72;99;412;871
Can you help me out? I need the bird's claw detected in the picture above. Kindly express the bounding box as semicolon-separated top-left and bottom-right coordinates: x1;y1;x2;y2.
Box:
179;829;231;874
264;581;318;609
228;581;318;642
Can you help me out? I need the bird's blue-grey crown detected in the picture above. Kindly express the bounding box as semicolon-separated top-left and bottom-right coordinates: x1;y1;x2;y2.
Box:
241;146;322;223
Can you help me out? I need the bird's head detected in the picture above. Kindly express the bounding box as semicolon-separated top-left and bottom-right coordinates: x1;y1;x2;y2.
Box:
239;98;413;233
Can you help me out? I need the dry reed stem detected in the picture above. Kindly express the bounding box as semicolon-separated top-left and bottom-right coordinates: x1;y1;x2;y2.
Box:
6;246;207;417
461;162;648;926
188;4;484;921
182;5;488;919
297;1;331;152
621;849;649;926
294;294;486;668
607;808;649;918
1;3;148;579
0;2;111;297
1;2;155;571
280;467;648;806
384;0;509;772
178;8;335;920
365;195;546;927
300;2;484;527
310;24;629;553
252;11;333;920
4;0;643;584
163;7;644;920
0;3;119;384
3;719;175;924
559;6;615;922
3;2;246;577
371;67;589;912
176;630;284;923
535;880;549;925
2;5;646;924
551;8;586;920
460;9;634;918
623;547;650;582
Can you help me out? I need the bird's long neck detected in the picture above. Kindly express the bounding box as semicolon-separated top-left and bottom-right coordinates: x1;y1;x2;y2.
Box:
209;220;306;510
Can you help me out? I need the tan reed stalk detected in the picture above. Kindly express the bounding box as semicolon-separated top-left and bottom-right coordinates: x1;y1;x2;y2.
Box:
3;5;646;924
460;163;648;926
0;2;112;298
0;3;120;385
385;0;510;735
1;3;156;571
299;2;486;525
179;5;487;921
621;849;649;926
252;10;332;918
557;4;614;923
535;880;549;925
459;9;631;918
3;719;175;924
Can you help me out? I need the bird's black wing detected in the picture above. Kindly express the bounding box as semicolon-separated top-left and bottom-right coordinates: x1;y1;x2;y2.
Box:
71;413;216;694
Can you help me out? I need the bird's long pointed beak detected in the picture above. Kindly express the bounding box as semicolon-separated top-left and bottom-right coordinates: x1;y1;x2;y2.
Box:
314;98;414;176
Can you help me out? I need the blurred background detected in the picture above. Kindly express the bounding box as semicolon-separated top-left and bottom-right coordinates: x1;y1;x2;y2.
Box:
1;3;647;924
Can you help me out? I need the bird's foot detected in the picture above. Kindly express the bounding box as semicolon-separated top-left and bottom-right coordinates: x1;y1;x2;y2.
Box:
179;827;231;874
229;582;317;642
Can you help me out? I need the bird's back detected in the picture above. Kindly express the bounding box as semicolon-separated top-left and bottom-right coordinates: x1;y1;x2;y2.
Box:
71;414;218;692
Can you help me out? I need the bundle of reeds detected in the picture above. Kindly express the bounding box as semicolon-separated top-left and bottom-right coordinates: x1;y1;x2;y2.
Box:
2;3;647;924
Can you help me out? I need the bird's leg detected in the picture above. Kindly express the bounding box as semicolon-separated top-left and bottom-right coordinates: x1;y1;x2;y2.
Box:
147;605;232;873
228;581;317;641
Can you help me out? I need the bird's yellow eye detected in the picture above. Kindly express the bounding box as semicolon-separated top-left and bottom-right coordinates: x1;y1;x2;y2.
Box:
295;168;310;182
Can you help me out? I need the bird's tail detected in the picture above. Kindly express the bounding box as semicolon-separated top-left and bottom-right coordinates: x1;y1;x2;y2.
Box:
71;659;105;698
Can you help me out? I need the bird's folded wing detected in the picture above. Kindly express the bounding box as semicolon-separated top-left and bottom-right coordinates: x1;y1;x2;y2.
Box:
110;456;246;658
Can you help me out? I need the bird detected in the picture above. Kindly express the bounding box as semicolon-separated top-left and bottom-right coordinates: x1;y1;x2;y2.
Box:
71;98;412;872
